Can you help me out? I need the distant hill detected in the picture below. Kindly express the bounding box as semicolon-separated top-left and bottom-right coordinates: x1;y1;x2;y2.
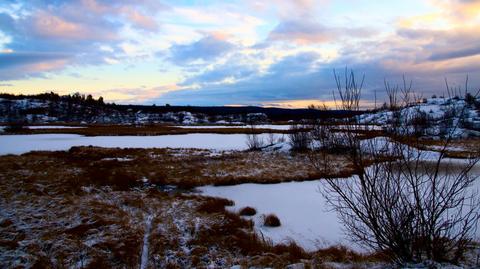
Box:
0;92;360;124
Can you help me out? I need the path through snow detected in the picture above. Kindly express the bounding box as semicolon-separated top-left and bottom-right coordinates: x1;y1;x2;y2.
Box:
140;214;154;269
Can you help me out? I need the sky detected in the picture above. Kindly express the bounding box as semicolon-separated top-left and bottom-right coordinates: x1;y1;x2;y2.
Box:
0;0;479;108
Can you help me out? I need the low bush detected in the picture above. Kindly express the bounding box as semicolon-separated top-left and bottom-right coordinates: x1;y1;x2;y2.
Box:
4;122;27;133
83;166;139;191
197;197;234;214
314;245;365;263
272;241;308;260
288;124;311;151
263;214;281;227
239;206;257;216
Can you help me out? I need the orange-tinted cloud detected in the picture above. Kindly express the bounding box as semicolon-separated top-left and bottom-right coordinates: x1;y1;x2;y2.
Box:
122;8;158;31
32;10;116;41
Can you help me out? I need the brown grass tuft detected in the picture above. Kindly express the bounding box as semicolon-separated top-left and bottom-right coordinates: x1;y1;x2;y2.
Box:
239;206;257;216
263;214;281;227
272;241;309;260
312;245;384;263
197;197;234;213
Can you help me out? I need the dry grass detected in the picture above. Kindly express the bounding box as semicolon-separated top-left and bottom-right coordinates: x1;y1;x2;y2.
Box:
4;146;353;189
264;214;281;227
196;197;235;213
239;206;257;216
2;124;291;136
191;197;311;267
0;147;385;268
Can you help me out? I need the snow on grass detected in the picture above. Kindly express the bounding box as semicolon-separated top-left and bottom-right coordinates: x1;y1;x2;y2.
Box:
140;214;154;269
0;133;283;155
101;157;134;162
358;97;480;138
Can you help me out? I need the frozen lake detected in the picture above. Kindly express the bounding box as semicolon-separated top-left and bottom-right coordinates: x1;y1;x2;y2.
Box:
174;124;383;131
174;124;292;130
198;180;346;251
0;133;281;155
27;125;86;129
198;161;480;252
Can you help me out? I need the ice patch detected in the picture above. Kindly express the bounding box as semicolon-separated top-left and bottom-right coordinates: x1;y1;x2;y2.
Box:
0;133;282;155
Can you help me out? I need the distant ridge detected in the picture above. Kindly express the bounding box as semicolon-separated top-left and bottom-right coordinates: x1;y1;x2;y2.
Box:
0;92;362;122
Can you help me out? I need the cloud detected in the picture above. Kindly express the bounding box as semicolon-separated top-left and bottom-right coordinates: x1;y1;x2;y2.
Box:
169;34;235;64
1;0;479;106
157;51;334;105
395;27;480;62
436;0;480;21
121;8;158;31
181;62;258;86
248;0;323;19
0;51;70;68
268;20;377;44
0;12;15;33
0;51;72;79
267;51;320;74
428;46;480;61
30;10;117;41
97;84;179;103
155;43;480;107
0;0;169;79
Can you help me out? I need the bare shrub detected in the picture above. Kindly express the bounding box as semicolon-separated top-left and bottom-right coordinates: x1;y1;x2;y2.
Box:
246;123;265;151
82;164;139;191
263;214;281;227
267;132;276;146
289;124;311;151
239;206;257;216
317;70;480;264
4;121;27;133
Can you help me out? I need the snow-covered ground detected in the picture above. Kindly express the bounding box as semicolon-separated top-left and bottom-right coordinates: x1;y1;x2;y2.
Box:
331;124;384;131
0;133;283;155
358;97;480;138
